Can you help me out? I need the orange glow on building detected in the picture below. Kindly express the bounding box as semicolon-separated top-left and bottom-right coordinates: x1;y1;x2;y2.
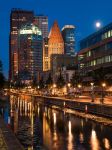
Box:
48;21;64;70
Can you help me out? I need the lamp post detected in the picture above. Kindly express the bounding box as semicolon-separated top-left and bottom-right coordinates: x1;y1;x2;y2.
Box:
101;82;106;104
78;84;82;97
90;82;94;102
67;83;71;95
37;85;40;95
53;84;57;95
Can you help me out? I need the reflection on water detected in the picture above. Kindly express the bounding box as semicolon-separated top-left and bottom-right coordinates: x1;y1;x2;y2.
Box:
91;129;100;150
1;95;112;150
68;120;73;150
103;138;110;149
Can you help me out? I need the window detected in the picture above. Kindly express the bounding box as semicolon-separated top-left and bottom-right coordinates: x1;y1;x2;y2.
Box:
108;31;111;37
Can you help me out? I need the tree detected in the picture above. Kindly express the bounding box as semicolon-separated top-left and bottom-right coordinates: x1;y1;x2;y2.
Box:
70;72;82;87
56;73;65;88
91;67;107;85
0;60;2;72
0;60;5;89
39;76;44;89
46;73;53;87
32;77;37;88
0;73;5;89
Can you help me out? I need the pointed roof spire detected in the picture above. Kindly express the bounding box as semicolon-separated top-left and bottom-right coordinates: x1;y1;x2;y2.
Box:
49;20;64;43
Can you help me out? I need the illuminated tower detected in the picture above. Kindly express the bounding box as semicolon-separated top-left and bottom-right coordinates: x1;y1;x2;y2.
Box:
62;25;75;55
34;15;48;38
9;9;34;81
43;38;49;71
48;21;64;70
18;24;43;82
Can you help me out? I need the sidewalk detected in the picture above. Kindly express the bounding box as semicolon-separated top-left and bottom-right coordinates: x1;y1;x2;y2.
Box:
0;129;7;150
72;95;112;105
0;116;24;150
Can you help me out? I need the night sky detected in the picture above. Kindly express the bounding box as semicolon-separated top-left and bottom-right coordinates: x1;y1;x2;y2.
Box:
0;0;112;77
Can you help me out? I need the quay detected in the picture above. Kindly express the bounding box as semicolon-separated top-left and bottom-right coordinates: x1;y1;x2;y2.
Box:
0;116;24;150
11;91;112;118
42;96;112;118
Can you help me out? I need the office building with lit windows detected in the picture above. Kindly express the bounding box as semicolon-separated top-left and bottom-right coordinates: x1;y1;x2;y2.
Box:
62;25;75;55
9;9;34;81
43;38;49;71
34;15;48;38
48;21;64;70
18;24;43;81
78;22;112;83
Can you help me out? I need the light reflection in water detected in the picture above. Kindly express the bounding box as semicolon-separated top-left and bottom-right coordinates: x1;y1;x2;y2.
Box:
68;120;73;150
31;106;34;136
53;112;56;126
25;102;27;116
43;109;52;148
53;112;58;148
20;100;22;116
80;133;84;143
81;119;84;128
103;138;110;149
2;95;112;150
38;104;40;116
91;129;99;150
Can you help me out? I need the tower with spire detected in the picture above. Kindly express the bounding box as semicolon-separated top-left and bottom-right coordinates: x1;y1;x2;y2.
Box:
48;21;64;70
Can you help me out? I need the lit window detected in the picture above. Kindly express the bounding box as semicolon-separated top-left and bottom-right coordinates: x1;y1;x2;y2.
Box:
108;31;111;38
104;32;108;39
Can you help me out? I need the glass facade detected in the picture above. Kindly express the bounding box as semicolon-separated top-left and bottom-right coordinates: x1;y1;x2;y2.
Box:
9;9;34;80
62;25;75;55
34;15;48;38
18;24;43;80
80;23;112;50
79;41;112;69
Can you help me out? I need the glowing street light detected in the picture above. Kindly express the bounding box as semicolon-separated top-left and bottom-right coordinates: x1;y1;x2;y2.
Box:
67;83;71;88
78;84;82;88
90;82;94;86
53;84;57;88
101;82;106;103
90;82;94;102
102;82;106;88
53;84;57;95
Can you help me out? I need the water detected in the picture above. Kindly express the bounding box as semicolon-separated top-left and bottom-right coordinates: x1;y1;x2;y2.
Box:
1;95;112;150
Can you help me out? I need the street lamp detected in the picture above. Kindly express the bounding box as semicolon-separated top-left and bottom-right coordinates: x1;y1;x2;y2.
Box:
102;83;106;88
53;84;56;88
37;85;40;95
90;82;94;102
53;84;57;95
78;84;82;97
101;82;106;103
68;83;71;88
67;83;71;95
78;84;82;89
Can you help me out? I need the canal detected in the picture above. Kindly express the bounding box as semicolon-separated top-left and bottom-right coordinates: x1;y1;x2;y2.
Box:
0;95;112;150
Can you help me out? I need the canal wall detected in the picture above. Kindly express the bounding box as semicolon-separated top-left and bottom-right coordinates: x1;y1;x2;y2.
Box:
42;96;112;118
10;92;112;118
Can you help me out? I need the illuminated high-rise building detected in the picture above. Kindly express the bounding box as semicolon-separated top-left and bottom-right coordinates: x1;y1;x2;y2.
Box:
9;9;34;81
34;15;48;38
18;24;43;81
43;38;49;71
62;25;75;55
48;21;64;70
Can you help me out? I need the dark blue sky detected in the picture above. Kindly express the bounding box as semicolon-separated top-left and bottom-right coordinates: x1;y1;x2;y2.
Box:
0;0;112;77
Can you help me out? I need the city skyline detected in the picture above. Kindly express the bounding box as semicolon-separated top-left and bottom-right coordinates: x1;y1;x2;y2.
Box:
0;0;112;77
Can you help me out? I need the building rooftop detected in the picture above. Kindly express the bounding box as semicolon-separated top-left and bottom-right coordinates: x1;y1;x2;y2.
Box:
62;25;75;31
80;22;112;50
